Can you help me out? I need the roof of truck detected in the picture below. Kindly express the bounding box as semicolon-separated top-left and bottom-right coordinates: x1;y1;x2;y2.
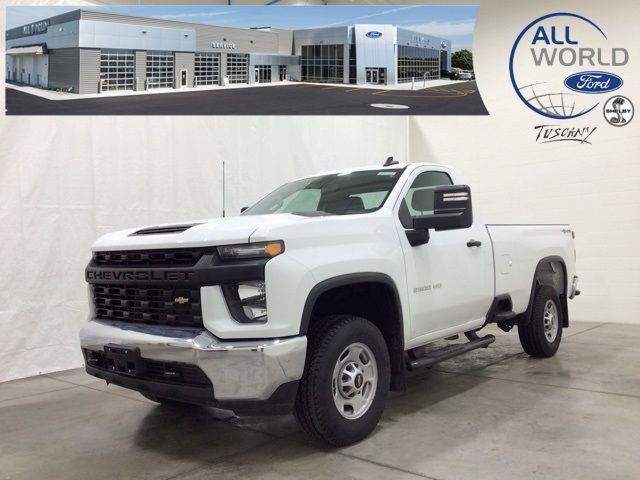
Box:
305;162;450;178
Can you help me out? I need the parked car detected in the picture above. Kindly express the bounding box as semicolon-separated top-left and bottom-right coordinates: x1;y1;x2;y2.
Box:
458;70;475;80
81;160;579;445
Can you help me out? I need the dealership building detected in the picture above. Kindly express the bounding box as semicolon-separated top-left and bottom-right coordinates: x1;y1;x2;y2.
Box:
5;9;451;94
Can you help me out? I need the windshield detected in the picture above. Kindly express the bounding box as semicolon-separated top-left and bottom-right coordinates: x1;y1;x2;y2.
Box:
243;169;404;216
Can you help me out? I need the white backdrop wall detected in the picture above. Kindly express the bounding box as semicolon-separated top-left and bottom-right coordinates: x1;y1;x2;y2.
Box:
411;117;640;325
0;117;409;382
2;0;639;385
410;0;640;325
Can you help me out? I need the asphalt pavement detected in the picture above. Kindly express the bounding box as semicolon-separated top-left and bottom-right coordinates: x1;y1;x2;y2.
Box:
6;81;487;115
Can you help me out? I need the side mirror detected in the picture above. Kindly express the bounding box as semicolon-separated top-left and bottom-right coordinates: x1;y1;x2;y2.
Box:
412;185;473;231
240;206;249;214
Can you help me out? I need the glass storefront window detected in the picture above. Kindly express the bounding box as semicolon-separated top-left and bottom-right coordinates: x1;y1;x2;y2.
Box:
349;45;357;84
397;45;441;83
301;44;345;83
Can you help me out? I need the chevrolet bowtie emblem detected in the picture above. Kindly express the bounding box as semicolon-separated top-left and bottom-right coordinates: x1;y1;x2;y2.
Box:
174;296;190;305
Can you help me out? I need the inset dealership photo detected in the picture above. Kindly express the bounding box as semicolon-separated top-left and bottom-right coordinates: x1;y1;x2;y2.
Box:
5;5;486;115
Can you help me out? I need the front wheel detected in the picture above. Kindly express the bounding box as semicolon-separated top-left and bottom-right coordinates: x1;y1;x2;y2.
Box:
294;315;390;446
518;285;563;358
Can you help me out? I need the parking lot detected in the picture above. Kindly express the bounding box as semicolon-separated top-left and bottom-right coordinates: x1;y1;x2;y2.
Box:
6;81;487;115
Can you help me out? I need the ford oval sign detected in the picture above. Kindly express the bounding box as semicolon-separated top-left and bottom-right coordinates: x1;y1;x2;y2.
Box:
366;31;383;39
563;71;623;94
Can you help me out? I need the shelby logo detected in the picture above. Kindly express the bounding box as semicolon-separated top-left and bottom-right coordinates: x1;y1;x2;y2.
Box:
534;125;597;144
603;95;634;127
86;270;193;282
509;13;629;120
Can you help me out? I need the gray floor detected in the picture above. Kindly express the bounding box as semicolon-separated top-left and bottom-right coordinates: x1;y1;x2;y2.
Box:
1;322;639;480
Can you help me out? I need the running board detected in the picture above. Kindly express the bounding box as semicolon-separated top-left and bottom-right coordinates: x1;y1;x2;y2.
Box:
494;311;516;323
406;334;496;371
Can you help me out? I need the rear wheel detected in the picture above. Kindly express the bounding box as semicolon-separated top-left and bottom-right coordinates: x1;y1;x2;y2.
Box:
294;315;390;446
518;285;563;358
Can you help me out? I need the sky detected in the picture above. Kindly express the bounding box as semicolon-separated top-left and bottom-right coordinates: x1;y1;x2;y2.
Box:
6;5;477;52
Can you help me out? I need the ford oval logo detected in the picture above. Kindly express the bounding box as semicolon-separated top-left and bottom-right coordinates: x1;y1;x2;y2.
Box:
366;31;383;39
564;71;623;94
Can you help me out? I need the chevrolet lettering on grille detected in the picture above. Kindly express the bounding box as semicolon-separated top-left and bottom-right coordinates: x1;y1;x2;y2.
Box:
86;270;194;282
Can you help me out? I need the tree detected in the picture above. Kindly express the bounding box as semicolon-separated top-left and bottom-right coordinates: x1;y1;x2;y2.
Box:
452;49;473;70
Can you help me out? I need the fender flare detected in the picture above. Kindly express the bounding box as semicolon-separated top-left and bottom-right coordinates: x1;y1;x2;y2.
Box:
522;255;569;327
298;272;404;337
298;272;406;391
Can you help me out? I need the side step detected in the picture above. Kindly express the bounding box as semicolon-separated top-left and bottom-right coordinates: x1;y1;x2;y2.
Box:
406;334;496;371
494;311;516;323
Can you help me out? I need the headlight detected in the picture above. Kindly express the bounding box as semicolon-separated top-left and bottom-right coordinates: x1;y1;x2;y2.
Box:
221;281;268;323
217;241;284;260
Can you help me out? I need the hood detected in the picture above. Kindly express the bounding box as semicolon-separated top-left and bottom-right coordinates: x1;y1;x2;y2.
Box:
91;214;309;251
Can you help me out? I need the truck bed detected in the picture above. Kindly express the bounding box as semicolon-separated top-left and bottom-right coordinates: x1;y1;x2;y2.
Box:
486;224;576;313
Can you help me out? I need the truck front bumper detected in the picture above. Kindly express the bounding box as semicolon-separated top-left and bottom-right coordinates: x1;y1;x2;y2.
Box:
80;320;307;415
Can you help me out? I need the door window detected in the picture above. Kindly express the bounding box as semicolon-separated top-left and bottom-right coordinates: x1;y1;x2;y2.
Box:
399;171;452;228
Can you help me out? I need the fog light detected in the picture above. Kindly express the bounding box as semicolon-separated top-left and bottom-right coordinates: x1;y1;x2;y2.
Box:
222;281;267;323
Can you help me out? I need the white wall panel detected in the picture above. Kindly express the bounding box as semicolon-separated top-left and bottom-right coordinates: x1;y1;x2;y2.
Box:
0;116;408;382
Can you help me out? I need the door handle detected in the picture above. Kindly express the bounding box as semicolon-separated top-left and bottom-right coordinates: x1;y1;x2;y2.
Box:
467;240;482;248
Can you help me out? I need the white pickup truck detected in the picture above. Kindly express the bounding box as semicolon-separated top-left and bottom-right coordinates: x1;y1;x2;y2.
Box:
80;161;579;445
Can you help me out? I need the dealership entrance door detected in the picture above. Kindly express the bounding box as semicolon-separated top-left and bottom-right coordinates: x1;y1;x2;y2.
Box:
365;68;386;85
180;69;188;88
254;65;272;84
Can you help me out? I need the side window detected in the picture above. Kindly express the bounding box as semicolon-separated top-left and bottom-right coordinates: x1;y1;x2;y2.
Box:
399;171;453;228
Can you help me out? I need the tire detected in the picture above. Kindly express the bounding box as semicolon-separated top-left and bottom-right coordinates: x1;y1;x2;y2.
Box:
294;315;390;446
518;285;563;358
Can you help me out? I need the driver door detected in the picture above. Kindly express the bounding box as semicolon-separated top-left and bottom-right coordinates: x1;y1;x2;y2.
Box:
395;168;493;342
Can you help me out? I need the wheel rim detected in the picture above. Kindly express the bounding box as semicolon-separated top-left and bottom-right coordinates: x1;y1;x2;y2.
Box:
543;299;559;342
332;342;378;420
